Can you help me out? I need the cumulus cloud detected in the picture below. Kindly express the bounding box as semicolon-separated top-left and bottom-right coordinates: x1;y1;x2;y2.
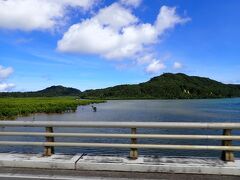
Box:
56;0;97;8
145;59;166;74
155;6;189;34
0;83;15;92
0;65;14;80
173;62;182;69
137;53;171;72
57;3;143;58
136;54;154;65
95;3;138;31
58;4;189;61
0;65;14;92
0;0;97;31
120;0;142;8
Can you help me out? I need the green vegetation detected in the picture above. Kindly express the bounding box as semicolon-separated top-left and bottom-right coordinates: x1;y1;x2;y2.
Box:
0;85;81;97
0;97;104;120
0;73;240;101
81;73;240;99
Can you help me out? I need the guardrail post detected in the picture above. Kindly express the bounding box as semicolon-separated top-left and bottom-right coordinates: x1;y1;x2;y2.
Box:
221;129;234;162
44;127;54;156
129;128;138;160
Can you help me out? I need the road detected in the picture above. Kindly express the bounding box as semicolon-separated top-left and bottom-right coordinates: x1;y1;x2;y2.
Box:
0;168;238;180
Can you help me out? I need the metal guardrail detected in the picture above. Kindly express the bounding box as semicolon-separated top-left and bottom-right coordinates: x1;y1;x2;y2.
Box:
1;121;240;128
0;121;239;161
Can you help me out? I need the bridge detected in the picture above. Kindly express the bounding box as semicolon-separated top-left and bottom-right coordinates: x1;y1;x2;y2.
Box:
0;121;239;179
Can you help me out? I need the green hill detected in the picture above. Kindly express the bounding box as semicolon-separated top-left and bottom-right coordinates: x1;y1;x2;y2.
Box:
36;85;81;96
1;73;240;99
81;73;240;99
0;85;81;97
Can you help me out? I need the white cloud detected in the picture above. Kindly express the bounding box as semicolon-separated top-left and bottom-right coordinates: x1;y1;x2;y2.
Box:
155;6;189;34
56;0;96;8
0;65;14;80
57;19;120;55
56;4;141;57
95;3;138;31
0;65;15;92
173;62;183;69
0;0;97;31
0;83;15;92
120;0;142;8
136;54;154;65
58;4;188;61
145;59;166;74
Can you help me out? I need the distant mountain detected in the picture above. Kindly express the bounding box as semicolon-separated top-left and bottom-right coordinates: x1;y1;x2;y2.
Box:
1;73;240;99
36;85;81;96
0;85;81;97
81;73;240;99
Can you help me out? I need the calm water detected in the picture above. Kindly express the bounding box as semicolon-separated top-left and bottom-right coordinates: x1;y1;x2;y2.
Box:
1;98;240;158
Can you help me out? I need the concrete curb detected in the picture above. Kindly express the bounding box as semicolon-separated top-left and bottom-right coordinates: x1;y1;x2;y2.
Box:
77;155;240;176
0;153;239;176
0;153;82;170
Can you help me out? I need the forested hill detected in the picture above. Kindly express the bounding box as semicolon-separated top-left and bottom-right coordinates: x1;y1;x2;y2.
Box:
37;86;81;96
1;73;240;99
81;73;240;99
0;86;81;97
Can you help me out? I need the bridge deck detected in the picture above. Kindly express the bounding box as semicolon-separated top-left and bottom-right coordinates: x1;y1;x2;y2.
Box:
0;167;239;180
0;153;239;177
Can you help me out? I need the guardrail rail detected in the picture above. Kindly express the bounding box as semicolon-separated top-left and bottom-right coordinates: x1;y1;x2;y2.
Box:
0;121;239;161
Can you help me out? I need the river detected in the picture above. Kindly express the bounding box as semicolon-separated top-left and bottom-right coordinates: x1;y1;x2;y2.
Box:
1;98;240;158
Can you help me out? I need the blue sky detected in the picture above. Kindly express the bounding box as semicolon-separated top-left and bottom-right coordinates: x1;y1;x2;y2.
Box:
0;0;240;92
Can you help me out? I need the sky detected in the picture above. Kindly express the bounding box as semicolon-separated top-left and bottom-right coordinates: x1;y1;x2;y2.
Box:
0;0;240;92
